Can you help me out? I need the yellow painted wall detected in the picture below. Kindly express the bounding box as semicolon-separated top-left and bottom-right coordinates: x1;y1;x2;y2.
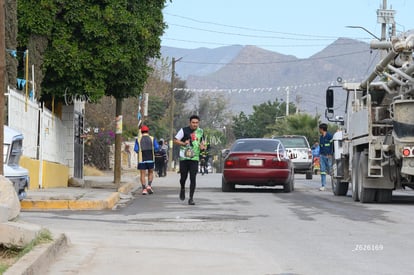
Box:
19;157;39;190
42;161;69;188
20;156;69;189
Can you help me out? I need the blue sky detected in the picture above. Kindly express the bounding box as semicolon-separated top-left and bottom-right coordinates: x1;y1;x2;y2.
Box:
162;0;414;58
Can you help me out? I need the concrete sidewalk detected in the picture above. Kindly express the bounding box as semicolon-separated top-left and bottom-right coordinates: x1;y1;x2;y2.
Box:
3;171;140;274
20;171;140;211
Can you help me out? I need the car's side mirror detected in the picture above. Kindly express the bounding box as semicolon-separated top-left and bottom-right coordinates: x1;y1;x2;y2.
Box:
326;88;334;108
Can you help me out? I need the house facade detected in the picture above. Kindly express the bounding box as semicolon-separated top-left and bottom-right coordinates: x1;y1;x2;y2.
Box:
7;88;84;189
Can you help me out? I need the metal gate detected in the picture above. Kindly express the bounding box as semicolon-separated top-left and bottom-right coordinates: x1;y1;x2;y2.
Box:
74;112;84;178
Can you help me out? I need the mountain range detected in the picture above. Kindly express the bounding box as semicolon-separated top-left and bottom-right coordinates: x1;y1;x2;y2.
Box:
161;38;380;116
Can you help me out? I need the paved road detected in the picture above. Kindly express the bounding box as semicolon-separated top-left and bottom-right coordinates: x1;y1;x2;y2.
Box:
21;172;414;275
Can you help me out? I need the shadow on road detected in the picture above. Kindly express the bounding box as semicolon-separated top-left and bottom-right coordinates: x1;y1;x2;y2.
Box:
383;195;414;204
205;187;286;193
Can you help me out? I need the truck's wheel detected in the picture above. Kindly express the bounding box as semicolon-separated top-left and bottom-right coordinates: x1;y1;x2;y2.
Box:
351;152;360;201
332;179;349;196
376;189;392;203
221;176;235;192
357;153;376;203
305;171;313;180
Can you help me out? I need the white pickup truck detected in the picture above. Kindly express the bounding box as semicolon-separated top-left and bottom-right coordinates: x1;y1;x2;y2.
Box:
3;125;30;200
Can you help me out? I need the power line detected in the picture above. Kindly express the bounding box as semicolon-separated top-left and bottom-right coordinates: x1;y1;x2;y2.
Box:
177;49;371;65
165;12;369;40
170;23;345;41
163;37;366;49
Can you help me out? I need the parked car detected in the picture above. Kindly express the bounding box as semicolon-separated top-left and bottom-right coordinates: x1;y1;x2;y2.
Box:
3;126;30;200
272;135;313;179
222;138;294;192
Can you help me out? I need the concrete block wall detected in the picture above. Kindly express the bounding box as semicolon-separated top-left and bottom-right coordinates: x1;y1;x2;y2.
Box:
7;88;68;165
61;101;85;177
7;88;84;185
41;110;67;164
62;105;75;176
7;88;39;158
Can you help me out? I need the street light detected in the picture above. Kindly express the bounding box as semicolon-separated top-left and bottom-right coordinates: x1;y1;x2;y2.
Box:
346;25;381;40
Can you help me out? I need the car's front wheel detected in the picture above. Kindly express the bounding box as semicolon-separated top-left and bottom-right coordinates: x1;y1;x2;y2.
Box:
222;176;235;192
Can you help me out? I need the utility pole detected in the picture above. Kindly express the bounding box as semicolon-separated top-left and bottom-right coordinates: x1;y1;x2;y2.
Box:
377;0;395;58
113;98;123;187
380;0;387;41
295;95;302;114
0;0;5;174
285;87;289;116
168;57;182;171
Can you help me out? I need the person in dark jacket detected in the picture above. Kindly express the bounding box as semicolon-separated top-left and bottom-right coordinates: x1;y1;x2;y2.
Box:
155;139;167;177
318;123;333;191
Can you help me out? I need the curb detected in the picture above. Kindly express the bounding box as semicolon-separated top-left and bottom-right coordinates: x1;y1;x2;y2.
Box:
20;192;120;211
4;233;69;275
19;182;138;211
118;182;136;194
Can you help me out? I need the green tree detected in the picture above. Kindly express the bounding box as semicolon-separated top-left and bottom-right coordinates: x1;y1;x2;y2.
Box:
17;0;168;184
232;112;253;138
197;94;231;130
269;113;321;144
231;99;296;139
18;1;167;100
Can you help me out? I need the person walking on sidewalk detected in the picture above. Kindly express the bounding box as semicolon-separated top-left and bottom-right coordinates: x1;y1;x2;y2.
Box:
174;115;206;205
318;123;333;191
134;125;159;195
154;139;167;177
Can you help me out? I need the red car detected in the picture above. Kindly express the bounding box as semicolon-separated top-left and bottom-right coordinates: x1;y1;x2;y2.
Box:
222;138;294;192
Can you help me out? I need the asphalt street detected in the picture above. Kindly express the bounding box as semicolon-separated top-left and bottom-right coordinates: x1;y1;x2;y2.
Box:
19;172;414;275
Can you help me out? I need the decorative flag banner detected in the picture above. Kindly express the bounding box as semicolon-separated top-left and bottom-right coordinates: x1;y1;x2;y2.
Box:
7;49;17;57
172;76;362;95
17;78;26;89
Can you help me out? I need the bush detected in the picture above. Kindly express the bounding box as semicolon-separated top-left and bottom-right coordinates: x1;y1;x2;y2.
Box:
84;130;115;170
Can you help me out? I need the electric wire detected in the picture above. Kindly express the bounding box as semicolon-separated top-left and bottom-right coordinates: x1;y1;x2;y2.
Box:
165;12;370;40
169;23;341;41
163;12;372;54
163;37;367;49
178;49;370;65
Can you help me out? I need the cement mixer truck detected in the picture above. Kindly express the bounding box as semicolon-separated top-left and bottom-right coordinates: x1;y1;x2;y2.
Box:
325;31;414;203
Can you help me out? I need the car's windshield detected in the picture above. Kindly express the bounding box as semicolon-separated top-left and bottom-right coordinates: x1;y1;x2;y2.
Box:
275;137;308;148
231;140;284;153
